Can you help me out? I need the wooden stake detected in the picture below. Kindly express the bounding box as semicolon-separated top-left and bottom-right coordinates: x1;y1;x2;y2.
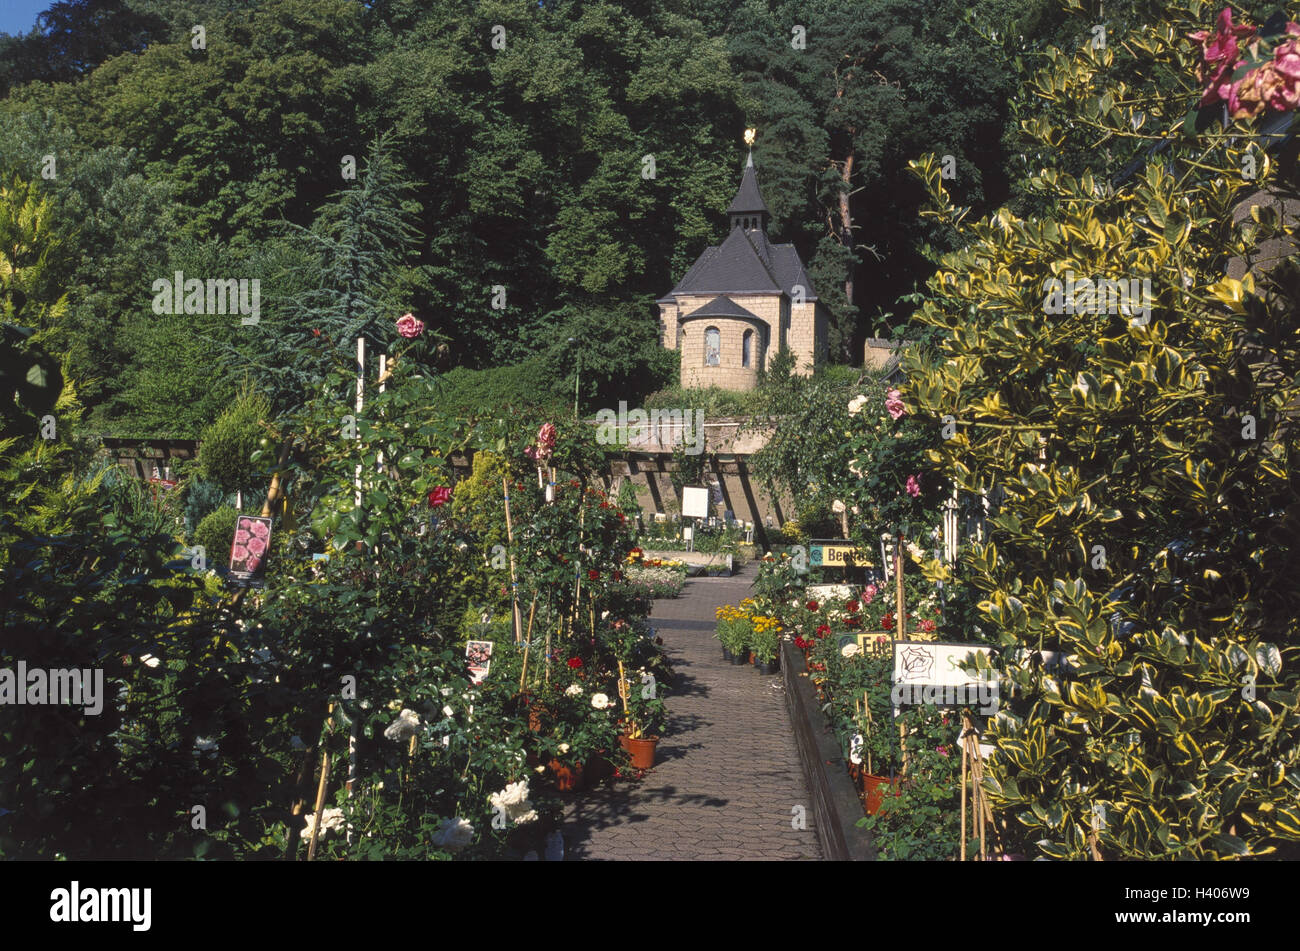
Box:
960;728;969;862
518;594;538;692
896;531;906;642
502;477;523;643
306;701;335;862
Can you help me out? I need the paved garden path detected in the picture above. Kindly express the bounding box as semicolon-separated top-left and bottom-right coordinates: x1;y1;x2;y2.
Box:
561;565;822;860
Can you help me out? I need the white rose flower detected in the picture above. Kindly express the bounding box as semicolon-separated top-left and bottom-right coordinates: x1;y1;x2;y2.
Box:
558;743;570;754
565;684;583;697
384;708;421;741
302;807;346;841
841;643;862;658
832;499;846;514
847;394;869;416
431;816;474;852
591;693;611;710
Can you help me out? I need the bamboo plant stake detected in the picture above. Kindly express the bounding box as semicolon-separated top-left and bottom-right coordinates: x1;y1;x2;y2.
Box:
518;594;538;692
306;701;336;862
896;530;906;642
501;477;523;643
960;726;969;861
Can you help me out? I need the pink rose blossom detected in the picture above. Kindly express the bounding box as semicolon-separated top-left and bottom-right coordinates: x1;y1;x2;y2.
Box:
246;536;267;556
231;544;249;563
885;389;906;421
396;313;425;338
234;530;250;545
863;583;878;604
905;475;921;498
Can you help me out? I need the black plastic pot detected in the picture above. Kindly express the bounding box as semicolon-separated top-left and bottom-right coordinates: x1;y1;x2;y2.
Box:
729;651;747;665
721;646;733;661
754;659;776;675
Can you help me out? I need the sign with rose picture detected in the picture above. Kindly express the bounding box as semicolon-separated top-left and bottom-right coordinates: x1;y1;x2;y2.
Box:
466;640;493;683
228;515;273;587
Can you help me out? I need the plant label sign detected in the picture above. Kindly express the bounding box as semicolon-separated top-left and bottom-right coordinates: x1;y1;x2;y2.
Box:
681;486;710;518
890;640;999;717
228;515;272;588
808;541;865;567
466;640;493;684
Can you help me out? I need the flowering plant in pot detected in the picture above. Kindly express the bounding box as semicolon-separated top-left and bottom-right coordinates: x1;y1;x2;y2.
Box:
749;616;781;674
616;675;668;770
715;602;751;663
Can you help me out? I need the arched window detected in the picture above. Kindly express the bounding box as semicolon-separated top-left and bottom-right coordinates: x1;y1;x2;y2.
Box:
742;329;753;368
704;327;721;366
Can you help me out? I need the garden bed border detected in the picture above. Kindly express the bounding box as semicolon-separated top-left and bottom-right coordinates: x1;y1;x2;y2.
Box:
780;639;876;861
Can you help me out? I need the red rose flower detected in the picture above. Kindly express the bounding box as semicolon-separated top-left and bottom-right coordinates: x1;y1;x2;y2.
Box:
588;569;600;581
816;624;830;638
846;599;861;613
806;600;819;611
427;486;452;508
882;613;894;630
567;657;583;669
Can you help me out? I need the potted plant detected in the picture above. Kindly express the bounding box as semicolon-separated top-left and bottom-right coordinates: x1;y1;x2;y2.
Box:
617;674;668;770
715;605;750;665
749;616;780;674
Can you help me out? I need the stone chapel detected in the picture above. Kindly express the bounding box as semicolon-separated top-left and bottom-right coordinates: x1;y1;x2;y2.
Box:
656;146;828;391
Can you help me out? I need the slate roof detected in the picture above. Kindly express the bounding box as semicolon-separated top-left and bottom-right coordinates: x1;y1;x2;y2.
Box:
662;226;818;300
681;295;764;322
726;154;770;216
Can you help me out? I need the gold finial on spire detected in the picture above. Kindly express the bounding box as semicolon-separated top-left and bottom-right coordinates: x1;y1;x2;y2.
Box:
743;128;756;147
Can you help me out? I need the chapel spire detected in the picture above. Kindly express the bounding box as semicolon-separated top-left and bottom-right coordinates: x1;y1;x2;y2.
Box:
728;129;770;234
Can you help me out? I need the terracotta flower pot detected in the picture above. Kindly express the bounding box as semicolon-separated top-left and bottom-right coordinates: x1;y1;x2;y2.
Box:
625;736;658;769
863;774;901;816
617;734;631;752
547;758;584;792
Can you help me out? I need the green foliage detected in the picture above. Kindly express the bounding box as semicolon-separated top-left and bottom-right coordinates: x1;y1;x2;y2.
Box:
198;385;270;494
192;504;238;565
904;0;1300;859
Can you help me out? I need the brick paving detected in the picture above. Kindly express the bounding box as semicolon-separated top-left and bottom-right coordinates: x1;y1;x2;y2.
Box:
561;565;822;860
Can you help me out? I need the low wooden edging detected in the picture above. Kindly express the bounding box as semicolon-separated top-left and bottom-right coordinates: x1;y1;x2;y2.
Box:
781;639;876;861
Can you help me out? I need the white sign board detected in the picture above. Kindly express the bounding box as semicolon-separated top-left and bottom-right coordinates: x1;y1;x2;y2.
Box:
681;486;710;518
891;640;999;716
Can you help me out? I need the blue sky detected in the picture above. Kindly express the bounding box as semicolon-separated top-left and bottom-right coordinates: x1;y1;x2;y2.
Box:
1;0;52;37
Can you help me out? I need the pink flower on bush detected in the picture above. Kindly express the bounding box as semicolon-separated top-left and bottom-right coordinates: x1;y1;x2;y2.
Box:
396;313;424;338
862;583;878;604
427;486;452;508
885;389;905;421
1189;8;1258;105
905;474;921;498
525;422;558;463
936;745;949;757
